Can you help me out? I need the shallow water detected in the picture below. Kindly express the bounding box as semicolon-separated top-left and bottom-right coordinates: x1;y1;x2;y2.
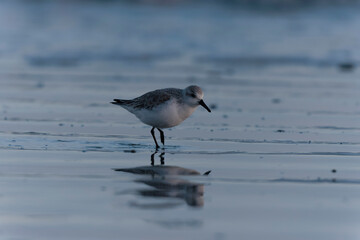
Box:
1;1;360;240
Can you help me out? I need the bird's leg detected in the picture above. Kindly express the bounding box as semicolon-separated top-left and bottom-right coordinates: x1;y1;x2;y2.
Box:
150;151;157;166
157;128;165;146
160;152;165;165
151;127;160;149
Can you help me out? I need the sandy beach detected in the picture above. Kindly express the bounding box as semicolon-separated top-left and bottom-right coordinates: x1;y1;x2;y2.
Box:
1;1;360;239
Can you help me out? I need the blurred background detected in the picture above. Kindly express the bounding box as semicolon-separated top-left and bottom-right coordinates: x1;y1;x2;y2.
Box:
1;0;359;75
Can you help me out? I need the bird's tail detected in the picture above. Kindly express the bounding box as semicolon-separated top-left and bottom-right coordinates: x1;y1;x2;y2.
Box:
111;99;132;106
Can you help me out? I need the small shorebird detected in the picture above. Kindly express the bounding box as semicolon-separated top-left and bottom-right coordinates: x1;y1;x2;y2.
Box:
111;85;211;148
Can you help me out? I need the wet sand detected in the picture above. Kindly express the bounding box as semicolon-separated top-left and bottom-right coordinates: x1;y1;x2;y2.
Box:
1;1;360;240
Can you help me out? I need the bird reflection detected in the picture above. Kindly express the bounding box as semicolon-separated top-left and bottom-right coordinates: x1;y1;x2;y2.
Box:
114;151;210;208
151;151;164;165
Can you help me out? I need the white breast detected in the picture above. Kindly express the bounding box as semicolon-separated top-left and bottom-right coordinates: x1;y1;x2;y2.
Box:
134;99;197;128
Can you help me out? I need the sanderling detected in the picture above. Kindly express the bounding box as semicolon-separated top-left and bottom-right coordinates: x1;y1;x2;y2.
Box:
111;85;211;148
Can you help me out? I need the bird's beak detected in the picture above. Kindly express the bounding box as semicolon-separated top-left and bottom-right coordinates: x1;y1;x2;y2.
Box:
199;99;211;112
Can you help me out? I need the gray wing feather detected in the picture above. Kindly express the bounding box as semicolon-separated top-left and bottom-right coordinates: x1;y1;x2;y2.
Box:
112;88;182;110
132;88;182;110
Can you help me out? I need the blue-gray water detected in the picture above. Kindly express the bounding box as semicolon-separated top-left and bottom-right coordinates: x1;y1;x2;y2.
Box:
1;1;360;240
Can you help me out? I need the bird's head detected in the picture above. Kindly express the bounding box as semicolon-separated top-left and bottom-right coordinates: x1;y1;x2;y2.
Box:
183;85;211;112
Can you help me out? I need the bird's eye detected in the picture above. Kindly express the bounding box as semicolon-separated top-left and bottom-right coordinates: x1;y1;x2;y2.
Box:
190;93;196;98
